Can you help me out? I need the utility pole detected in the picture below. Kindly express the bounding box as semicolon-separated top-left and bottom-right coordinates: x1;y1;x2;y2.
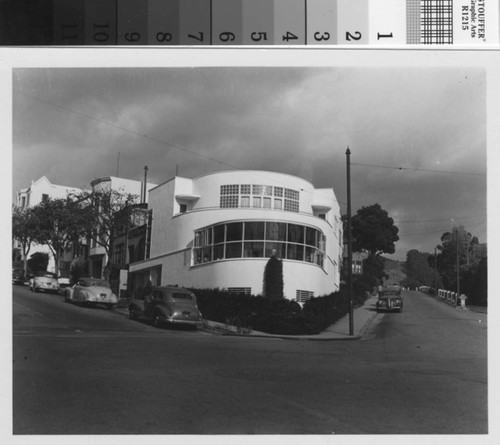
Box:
346;147;354;336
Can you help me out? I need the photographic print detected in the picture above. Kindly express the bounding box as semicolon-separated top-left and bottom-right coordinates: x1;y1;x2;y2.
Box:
5;48;497;440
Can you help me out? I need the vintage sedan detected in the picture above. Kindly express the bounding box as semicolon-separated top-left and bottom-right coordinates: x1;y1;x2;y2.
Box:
377;285;403;313
64;277;118;309
129;286;203;329
30;271;60;294
12;269;25;285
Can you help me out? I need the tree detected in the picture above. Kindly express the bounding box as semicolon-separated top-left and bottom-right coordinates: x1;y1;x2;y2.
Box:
436;226;479;290
404;249;441;289
30;197;87;276
27;252;49;273
351;203;399;256
76;188;138;280
263;255;284;300
12;207;38;275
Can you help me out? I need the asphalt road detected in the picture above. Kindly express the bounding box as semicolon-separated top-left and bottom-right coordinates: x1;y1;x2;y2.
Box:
12;285;487;434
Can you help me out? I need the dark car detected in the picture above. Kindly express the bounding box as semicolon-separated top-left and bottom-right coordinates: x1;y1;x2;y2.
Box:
129;286;203;329
12;269;25;285
377;285;403;313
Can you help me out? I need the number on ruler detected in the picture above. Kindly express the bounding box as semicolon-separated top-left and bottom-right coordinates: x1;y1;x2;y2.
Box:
251;32;268;42
125;32;141;42
282;32;298;42
156;32;173;42
188;32;204;42
377;32;393;40
314;32;330;42
93;23;109;43
219;32;235;42
345;31;362;41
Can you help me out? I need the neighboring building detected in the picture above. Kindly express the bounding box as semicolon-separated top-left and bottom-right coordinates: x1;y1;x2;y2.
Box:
128;170;343;302
14;176;83;274
89;176;157;278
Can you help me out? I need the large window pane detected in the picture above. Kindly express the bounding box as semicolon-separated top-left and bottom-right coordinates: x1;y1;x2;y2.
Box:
214;225;225;244
265;222;286;241
245;221;265;240
213;244;224;260
243;242;264;257
287;224;304;243
226;222;243;241
287;243;304;261
225;242;242;258
306;227;317;246
265;242;286;258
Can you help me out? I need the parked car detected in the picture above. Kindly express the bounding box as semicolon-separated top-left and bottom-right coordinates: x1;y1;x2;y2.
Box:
376;285;403;313
64;277;118;309
58;277;71;294
129;286;203;329
29;271;60;294
12;268;25;285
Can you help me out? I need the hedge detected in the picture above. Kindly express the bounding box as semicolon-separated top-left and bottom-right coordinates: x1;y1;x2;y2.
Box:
191;285;368;336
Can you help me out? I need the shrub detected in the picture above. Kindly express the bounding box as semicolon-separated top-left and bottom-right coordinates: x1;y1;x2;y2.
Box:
192;284;368;336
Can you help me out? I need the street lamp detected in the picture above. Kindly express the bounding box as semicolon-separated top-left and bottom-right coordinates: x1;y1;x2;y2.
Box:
451;219;460;302
346;147;354;336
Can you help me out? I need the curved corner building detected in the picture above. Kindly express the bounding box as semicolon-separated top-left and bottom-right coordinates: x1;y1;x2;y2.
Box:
129;170;343;302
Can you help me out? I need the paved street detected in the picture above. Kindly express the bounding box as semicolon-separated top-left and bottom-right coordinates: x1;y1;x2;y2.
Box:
12;285;487;434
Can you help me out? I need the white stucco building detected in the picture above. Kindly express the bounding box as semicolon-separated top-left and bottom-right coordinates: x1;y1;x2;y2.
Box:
89;176;157;278
14;176;83;273
129;170;343;302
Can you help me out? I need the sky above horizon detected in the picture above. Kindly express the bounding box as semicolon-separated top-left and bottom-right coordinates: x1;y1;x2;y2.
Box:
12;66;487;260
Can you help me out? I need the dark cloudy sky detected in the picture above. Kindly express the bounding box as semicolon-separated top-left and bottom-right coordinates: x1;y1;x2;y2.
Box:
11;55;489;260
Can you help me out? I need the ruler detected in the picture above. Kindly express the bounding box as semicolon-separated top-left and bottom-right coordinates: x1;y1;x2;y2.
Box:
0;0;498;46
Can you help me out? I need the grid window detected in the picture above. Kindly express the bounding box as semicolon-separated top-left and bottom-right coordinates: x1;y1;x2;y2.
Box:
274;187;283;197
221;184;239;195
284;199;299;212
241;184;251;194
220;195;239;208
284;188;300;200
263;185;273;196
193;221;325;268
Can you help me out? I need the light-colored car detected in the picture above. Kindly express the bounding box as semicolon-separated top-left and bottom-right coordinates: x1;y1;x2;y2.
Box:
64;277;118;309
129;286;203;329
377;285;403;313
30;271;60;294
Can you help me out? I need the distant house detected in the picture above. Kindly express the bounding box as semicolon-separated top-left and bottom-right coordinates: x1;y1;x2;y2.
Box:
125;170;344;302
88;176;157;278
14;176;83;274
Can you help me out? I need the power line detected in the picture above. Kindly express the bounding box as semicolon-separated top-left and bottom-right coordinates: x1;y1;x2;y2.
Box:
351;162;486;177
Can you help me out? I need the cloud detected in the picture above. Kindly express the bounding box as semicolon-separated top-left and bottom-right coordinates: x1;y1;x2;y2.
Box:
12;66;487;259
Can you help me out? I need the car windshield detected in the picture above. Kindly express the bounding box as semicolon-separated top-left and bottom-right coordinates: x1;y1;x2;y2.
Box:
36;272;57;278
172;292;195;302
80;279;110;288
381;291;400;297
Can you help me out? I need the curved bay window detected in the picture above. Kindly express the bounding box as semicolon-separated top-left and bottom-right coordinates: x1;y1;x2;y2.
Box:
193;221;326;268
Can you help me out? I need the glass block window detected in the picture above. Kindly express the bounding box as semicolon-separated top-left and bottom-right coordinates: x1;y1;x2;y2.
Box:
252;184;263;195
220;195;239;208
274;187;283;197
284;199;299;212
285;188;300;200
263;185;273;196
221;185;239;195
241;184;251;194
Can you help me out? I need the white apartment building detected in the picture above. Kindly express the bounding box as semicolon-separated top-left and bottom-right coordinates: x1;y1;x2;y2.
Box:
14;176;82;273
89;176;157;278
129;170;344;302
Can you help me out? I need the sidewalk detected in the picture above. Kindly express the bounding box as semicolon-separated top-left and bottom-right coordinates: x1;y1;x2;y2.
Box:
115;295;380;341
